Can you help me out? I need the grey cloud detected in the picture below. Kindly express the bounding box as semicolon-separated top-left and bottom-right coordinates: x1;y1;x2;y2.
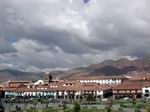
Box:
0;0;150;71
0;37;16;54
0;0;90;54
11;53;18;58
80;0;150;57
27;28;91;54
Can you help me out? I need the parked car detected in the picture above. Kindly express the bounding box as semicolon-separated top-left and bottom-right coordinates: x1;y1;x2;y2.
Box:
123;97;130;100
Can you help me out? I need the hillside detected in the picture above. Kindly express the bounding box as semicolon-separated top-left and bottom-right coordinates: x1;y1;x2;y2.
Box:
0;69;43;82
64;57;150;79
1;57;150;82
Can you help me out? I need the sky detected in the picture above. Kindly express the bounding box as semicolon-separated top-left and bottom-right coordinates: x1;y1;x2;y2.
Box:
0;0;150;72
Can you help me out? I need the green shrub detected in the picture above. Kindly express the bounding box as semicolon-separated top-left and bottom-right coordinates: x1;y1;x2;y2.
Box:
118;108;123;112
132;97;137;105
65;108;74;112
73;102;81;112
42;108;58;112
86;94;96;102
81;109;94;112
105;107;112;112
136;104;143;109
26;109;38;112
120;102;124;107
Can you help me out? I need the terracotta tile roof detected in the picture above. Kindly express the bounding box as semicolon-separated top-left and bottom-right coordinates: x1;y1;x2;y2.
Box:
112;82;142;90
9;80;32;83
142;82;150;87
81;84;111;91
14;88;43;92
62;80;80;83
2;79;113;92
0;87;3;91
46;83;111;91
35;85;48;88
125;74;150;80
3;87;16;92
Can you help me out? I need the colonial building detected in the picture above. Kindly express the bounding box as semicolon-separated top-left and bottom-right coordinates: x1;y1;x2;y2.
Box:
3;79;112;100
5;80;32;88
142;82;150;98
112;82;142;99
71;76;127;85
1;73;150;100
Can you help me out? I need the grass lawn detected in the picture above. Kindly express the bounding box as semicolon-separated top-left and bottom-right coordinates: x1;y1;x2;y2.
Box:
80;108;122;112
18;108;122;112
9;98;150;112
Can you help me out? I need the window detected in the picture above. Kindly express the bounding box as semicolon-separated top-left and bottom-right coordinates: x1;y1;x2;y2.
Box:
126;90;130;93
131;90;135;93
137;90;142;93
145;90;149;93
113;91;117;93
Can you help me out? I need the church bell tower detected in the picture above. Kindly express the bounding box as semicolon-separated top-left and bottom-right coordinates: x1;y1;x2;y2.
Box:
43;72;53;84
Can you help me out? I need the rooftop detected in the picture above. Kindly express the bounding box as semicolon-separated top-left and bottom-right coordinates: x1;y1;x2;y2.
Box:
112;82;142;90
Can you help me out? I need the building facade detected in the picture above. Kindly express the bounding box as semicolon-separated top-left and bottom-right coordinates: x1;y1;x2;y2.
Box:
72;76;127;85
3;81;112;100
1;73;150;100
112;82;142;99
142;82;150;98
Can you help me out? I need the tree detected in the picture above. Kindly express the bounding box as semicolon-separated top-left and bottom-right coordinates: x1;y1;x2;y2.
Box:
105;107;111;112
105;99;113;112
132;97;137;105
73;102;81;112
63;101;67;112
86;94;95;102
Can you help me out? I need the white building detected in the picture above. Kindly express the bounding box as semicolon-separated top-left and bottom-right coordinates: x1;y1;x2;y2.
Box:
33;80;44;85
142;82;150;98
72;76;127;85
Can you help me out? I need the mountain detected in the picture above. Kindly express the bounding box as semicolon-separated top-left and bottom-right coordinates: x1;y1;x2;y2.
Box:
0;69;43;82
1;57;150;82
65;57;150;79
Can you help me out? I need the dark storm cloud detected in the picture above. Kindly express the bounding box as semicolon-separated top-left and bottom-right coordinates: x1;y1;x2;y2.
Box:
23;27;90;54
0;0;89;55
84;0;90;4
0;0;150;71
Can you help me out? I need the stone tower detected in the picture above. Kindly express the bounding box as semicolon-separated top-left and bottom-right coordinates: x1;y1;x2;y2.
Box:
43;72;53;84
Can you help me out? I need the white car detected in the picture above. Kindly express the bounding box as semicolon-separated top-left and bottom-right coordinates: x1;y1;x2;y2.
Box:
101;98;108;101
123;97;129;100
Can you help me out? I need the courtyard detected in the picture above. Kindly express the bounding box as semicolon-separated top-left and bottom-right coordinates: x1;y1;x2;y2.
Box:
1;98;149;112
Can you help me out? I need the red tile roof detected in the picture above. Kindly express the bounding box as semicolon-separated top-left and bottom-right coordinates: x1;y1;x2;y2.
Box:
112;82;142;90
142;82;150;87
